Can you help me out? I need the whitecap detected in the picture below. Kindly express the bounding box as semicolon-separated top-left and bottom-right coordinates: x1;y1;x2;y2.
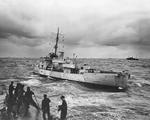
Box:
21;79;41;86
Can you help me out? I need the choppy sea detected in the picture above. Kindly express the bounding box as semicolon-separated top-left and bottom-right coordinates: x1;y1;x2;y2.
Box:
0;58;150;120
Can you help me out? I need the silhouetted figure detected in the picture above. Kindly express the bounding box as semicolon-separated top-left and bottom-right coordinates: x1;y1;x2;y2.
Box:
41;94;51;120
14;83;22;98
6;94;17;118
9;81;14;96
58;96;67;120
17;84;25;114
24;87;39;110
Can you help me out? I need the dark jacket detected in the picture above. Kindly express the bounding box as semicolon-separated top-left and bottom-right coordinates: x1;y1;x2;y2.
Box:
58;100;67;119
9;84;14;95
24;90;34;101
42;98;51;112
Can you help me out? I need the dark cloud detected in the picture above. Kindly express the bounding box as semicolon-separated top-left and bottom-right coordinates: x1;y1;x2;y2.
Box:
64;33;84;47
0;13;49;47
129;18;150;46
4;35;48;47
92;17;150;57
0;14;34;39
94;18;150;48
0;0;150;57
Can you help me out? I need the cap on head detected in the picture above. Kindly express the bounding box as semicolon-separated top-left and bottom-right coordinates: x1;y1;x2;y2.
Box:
60;95;65;99
21;84;24;88
44;94;47;98
27;87;30;91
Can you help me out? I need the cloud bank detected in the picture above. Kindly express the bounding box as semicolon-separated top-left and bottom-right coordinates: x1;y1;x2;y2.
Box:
0;0;150;58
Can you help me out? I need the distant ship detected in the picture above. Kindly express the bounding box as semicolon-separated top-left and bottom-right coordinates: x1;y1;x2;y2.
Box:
34;28;130;90
126;57;139;60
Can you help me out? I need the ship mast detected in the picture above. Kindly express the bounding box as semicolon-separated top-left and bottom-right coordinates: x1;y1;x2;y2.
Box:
54;28;59;55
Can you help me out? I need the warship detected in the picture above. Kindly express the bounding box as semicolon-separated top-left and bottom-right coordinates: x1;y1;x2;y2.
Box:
126;57;139;60
34;28;130;90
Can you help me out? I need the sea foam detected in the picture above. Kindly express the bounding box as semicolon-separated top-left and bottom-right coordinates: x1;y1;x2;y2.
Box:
21;79;41;86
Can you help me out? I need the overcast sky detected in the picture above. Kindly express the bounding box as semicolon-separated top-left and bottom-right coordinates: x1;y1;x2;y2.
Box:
0;0;150;58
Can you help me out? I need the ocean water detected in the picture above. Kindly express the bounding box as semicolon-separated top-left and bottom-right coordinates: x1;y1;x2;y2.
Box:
0;58;150;120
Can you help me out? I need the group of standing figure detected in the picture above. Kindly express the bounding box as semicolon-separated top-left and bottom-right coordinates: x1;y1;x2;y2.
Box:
6;81;67;120
7;81;39;118
42;94;67;120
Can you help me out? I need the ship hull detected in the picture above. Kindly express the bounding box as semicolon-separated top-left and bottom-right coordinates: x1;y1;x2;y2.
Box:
34;68;128;89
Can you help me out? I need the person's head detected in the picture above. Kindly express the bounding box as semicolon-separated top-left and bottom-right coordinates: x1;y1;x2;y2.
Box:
21;84;24;89
11;81;14;84
17;83;21;87
60;95;65;100
27;87;30;91
43;94;47;99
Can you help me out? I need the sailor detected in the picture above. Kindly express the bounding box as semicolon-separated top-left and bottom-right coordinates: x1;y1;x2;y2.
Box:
14;83;21;98
8;81;14;96
41;94;51;120
17;84;25;113
7;93;17;118
58;96;67;120
24;87;39;110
